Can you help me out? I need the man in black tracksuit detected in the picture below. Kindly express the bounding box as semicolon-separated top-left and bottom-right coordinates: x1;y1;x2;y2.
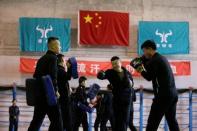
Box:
57;54;73;131
135;40;180;131
73;76;89;131
97;56;135;131
100;84;114;131
9;99;20;131
28;37;63;131
128;91;137;131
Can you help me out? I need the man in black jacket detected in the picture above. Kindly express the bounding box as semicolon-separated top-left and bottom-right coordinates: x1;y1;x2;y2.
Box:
57;54;73;131
9;99;20;131
73;76;89;131
135;40;180;131
28;37;63;131
128;90;137;131
94;93;102;131
100;84;114;131
97;56;135;131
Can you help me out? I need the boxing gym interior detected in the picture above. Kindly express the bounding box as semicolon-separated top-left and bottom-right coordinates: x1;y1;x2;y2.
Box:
0;0;197;131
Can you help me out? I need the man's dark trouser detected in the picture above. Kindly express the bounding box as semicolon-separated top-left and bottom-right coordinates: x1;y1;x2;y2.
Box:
146;96;180;131
28;104;63;131
113;102;130;131
129;110;137;131
129;102;137;131
60;100;73;131
100;113;114;131
73;109;88;131
9;120;18;131
94;113;101;131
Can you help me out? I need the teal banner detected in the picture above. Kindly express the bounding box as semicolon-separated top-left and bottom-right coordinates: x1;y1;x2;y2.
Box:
138;21;189;54
19;17;71;52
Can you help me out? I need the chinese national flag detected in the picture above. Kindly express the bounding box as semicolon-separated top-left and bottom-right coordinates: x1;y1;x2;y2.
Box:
79;10;129;46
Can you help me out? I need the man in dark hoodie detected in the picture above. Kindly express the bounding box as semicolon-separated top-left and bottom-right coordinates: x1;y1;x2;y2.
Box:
57;54;73;131
97;56;135;131
134;40;180;131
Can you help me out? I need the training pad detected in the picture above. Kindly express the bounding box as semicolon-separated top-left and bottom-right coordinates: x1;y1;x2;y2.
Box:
42;75;57;106
25;78;38;106
87;83;101;100
68;57;78;79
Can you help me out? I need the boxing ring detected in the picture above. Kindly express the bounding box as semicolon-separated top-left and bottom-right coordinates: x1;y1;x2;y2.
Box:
0;85;197;131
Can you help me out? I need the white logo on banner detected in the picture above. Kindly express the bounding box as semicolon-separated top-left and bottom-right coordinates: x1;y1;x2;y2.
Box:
36;25;53;43
155;29;173;48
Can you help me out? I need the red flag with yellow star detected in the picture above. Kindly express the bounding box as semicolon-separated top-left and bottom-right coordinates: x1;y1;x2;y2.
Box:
79;10;129;46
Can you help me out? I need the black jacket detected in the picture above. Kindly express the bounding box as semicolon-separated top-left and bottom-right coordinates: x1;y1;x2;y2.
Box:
101;91;113;116
141;53;178;100
75;86;88;106
57;65;72;103
33;50;58;92
9;106;20;121
97;67;134;105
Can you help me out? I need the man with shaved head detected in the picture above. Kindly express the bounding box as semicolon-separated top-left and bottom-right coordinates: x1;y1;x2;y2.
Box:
97;56;136;131
28;37;63;131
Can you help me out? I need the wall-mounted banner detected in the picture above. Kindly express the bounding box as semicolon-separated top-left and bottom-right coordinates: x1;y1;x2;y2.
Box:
138;21;189;54
20;58;191;77
19;17;71;52
79;10;129;46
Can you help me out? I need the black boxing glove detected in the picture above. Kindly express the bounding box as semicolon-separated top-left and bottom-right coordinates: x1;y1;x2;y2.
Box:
140;55;149;66
130;57;146;73
130;57;143;69
97;70;106;80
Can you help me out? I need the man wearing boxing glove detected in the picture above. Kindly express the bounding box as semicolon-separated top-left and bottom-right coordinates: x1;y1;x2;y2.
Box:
97;56;135;131
28;37;63;131
133;40;180;131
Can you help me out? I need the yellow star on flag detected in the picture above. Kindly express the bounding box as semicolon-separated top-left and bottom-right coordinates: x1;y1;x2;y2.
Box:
84;14;93;23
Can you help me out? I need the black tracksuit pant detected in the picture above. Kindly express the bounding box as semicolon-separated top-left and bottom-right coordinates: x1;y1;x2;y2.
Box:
113;102;130;131
100;113;114;131
28;103;63;131
9;120;18;131
73;109;88;131
60;99;73;131
146;96;180;131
